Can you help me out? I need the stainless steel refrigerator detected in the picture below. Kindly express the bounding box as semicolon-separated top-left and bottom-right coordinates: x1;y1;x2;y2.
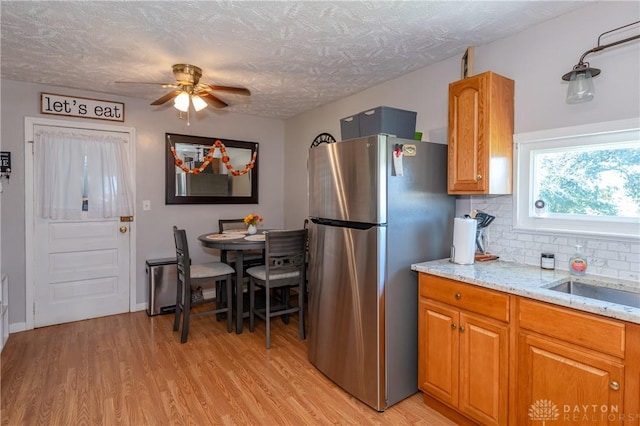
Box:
307;134;454;411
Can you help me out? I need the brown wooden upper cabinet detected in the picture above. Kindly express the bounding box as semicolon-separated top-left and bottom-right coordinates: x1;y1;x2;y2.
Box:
448;71;514;194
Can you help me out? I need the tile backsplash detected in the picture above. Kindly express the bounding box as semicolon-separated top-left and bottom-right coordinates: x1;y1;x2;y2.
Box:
468;195;639;282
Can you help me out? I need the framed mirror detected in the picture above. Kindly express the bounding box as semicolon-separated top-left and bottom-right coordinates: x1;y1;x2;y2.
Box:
165;133;259;204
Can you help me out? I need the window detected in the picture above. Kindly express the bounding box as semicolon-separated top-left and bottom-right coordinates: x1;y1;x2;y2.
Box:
514;118;640;239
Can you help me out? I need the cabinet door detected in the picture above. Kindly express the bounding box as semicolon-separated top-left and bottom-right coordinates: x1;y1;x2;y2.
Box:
418;299;459;407
459;312;509;426
625;324;640;426
518;333;624;426
448;74;486;193
447;71;514;195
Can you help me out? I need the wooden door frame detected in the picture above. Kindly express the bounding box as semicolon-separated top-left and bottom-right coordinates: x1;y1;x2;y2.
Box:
24;116;137;330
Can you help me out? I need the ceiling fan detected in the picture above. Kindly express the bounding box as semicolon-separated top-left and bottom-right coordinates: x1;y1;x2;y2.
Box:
116;64;251;112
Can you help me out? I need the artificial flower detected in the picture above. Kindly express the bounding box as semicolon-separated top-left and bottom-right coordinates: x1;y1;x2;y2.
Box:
244;214;263;226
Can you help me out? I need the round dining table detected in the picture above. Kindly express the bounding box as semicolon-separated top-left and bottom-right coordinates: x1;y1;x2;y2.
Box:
198;231;266;333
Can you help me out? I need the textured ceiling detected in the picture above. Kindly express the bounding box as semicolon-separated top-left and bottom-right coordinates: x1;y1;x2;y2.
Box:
1;1;589;119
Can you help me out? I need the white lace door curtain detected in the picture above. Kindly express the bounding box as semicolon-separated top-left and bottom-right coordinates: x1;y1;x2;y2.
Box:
35;129;134;220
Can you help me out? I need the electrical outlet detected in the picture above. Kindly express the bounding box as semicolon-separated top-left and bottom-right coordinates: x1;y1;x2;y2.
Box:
142;200;151;211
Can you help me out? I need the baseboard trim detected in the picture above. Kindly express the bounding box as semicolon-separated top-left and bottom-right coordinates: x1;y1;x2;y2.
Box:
9;322;27;333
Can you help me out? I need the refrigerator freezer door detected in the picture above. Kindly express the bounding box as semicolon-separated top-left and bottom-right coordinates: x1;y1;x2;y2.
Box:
307;221;386;410
308;135;386;224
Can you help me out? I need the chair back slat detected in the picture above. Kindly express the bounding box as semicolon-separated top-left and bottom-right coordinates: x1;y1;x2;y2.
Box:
219;219;246;233
303;219;310;253
173;226;190;284
264;230;307;277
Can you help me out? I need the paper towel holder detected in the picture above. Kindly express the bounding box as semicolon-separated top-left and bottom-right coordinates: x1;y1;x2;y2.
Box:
451;216;478;265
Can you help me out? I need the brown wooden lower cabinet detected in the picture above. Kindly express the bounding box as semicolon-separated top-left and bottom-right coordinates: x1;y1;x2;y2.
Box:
518;332;624;426
419;299;458;405
419;274;509;426
418;272;640;426
459;311;509;425
516;298;639;426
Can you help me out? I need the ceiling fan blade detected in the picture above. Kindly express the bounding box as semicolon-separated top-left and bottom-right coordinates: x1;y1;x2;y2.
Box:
115;81;179;88
203;84;251;96
200;92;228;108
150;90;181;105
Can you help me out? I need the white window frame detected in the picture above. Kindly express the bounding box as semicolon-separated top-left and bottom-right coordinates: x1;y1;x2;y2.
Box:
514;118;640;240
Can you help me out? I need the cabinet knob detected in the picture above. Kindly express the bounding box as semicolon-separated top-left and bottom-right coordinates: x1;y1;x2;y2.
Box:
476;174;482;181
451;322;457;330
609;381;620;391
459;325;465;332
455;293;461;300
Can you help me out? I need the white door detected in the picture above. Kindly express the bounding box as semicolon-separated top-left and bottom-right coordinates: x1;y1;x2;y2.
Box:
33;218;130;327
26;120;135;328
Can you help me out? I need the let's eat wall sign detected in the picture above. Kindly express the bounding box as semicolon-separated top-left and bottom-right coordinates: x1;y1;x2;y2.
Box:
40;92;125;122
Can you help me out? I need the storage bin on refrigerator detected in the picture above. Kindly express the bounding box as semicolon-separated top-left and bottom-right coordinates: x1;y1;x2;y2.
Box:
146;258;177;316
340;106;417;141
359;106;416;139
340;114;360;140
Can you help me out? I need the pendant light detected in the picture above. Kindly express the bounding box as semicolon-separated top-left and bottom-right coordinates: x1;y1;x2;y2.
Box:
562;21;639;104
565;68;596;104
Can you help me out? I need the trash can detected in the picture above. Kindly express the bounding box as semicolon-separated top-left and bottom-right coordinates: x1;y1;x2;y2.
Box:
146;257;177;316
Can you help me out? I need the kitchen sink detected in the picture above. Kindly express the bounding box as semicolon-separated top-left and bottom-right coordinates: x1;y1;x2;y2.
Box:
547;281;640;308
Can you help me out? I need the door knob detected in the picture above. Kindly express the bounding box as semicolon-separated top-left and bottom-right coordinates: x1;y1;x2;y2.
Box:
119;226;127;233
609;381;620;391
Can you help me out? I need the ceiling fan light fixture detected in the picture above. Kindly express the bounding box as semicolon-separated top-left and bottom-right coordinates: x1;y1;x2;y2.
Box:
174;91;190;112
117;64;250;116
191;94;207;112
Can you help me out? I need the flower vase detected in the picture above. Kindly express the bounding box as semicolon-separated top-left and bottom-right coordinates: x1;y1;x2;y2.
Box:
247;224;257;235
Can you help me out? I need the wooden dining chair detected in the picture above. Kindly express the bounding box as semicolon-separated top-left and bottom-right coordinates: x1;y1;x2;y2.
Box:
173;226;234;343
247;229;307;348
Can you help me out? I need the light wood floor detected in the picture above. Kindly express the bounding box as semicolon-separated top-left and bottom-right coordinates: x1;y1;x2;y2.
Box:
1;311;457;425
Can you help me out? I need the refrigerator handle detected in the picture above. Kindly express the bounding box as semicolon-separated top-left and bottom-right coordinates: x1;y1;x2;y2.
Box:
310;217;378;230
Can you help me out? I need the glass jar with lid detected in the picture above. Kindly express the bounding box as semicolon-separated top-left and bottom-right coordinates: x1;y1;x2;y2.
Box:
540;253;555;270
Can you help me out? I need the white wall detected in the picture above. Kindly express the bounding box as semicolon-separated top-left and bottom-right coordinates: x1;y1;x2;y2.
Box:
283;2;640;279
1;80;285;328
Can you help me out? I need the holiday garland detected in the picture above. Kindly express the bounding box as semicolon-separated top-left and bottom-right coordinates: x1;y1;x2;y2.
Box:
169;139;257;176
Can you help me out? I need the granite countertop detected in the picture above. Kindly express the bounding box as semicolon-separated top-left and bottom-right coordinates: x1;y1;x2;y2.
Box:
411;259;640;325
